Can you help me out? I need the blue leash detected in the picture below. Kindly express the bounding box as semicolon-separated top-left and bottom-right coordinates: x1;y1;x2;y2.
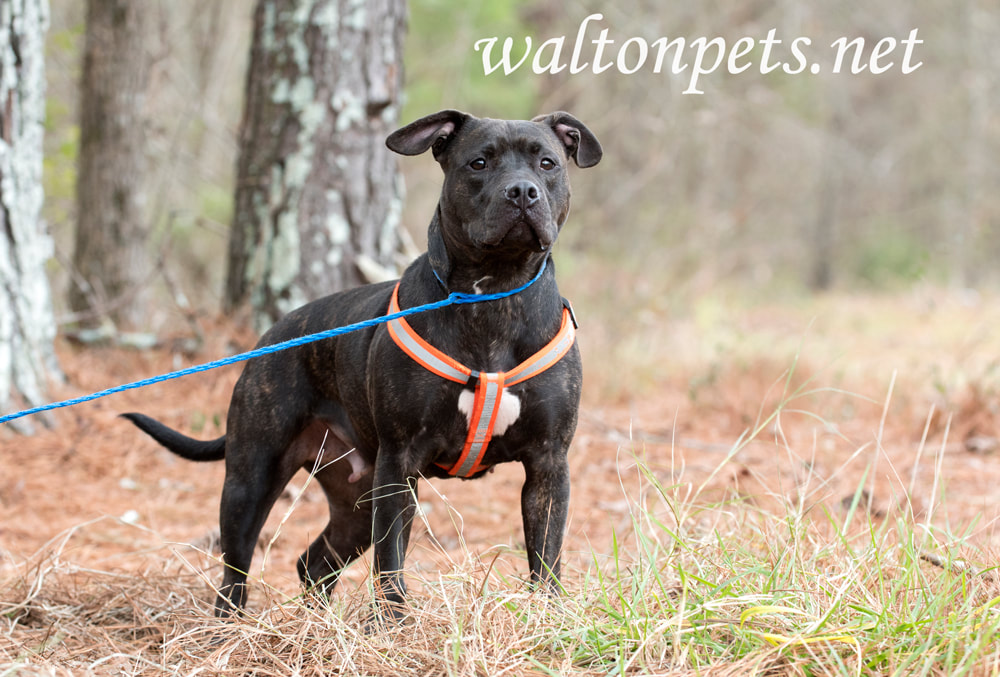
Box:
0;260;548;427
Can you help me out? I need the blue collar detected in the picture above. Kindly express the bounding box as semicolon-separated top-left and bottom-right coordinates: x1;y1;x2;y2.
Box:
431;256;549;304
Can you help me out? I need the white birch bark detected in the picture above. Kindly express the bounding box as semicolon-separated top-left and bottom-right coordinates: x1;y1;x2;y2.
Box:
0;0;61;433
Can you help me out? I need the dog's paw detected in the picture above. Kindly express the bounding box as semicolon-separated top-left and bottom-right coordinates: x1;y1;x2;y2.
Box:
362;598;409;634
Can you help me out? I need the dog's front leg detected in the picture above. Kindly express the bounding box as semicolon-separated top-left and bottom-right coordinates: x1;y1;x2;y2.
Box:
369;449;418;622
521;452;571;592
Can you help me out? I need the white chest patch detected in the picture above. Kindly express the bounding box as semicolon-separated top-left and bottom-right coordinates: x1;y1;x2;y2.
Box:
457;387;521;437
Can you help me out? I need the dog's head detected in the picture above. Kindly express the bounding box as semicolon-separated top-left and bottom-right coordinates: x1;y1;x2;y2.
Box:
387;110;601;280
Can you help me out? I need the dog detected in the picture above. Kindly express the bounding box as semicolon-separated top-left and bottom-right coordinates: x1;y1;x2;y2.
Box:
123;110;602;619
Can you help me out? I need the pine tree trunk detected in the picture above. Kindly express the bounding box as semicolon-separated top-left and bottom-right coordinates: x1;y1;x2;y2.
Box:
808;97;846;292
0;0;61;433
68;0;150;330
224;0;407;331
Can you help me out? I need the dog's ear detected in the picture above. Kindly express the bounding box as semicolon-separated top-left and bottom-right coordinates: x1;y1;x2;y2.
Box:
386;110;472;160
533;112;602;168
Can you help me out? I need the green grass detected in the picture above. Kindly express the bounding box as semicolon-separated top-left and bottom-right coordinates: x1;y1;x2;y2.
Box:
565;466;999;675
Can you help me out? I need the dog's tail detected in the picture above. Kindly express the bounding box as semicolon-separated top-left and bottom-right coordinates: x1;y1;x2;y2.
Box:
121;412;226;462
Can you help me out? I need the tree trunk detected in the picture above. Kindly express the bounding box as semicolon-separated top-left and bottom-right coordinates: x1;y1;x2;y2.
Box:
957;0;987;288
0;0;61;434
68;0;150;330
808;97;846;292
224;0;407;331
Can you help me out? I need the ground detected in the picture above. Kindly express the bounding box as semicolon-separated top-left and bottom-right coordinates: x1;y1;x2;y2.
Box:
1;287;998;674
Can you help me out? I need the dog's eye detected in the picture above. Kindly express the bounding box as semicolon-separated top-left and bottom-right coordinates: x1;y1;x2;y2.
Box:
469;158;487;171
540;158;558;170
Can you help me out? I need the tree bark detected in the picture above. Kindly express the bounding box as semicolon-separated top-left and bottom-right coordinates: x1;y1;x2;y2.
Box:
0;0;61;433
69;0;150;330
957;0;987;288
224;0;407;331
808;93;847;292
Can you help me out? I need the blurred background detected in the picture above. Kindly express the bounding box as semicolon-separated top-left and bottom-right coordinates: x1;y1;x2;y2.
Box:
38;0;999;400
44;1;999;302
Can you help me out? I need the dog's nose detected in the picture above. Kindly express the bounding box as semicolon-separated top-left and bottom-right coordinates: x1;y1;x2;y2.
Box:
504;181;539;210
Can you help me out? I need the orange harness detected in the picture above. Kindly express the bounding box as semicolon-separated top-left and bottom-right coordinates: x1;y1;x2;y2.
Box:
387;283;576;477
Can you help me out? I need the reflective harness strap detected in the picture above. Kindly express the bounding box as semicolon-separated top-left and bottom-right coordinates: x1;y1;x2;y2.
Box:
387;283;576;477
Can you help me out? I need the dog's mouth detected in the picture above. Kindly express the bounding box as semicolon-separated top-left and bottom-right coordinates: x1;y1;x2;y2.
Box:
482;217;556;253
509;219;552;250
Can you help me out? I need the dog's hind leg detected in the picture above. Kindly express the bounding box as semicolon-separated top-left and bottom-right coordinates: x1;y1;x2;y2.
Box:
214;425;307;616
296;454;375;596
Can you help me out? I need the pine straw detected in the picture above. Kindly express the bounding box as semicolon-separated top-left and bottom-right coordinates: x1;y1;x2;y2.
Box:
3;438;1000;676
3;292;1000;674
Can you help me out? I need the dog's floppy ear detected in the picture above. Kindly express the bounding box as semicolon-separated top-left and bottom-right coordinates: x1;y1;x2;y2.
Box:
386;110;472;160
533;112;602;168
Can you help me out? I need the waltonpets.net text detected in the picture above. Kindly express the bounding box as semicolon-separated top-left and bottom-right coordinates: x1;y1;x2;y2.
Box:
474;14;924;95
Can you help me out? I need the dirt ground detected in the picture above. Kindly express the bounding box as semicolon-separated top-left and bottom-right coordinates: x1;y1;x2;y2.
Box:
2;292;999;621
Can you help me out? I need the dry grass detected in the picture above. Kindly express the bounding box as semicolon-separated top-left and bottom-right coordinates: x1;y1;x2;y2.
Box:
2;286;1000;674
4;440;999;675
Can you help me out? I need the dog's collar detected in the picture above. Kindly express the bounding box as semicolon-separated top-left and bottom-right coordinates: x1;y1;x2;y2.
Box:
386;283;577;478
431;265;449;291
431;256;549;295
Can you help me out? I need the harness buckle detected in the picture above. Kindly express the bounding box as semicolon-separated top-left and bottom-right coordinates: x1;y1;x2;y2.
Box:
561;297;579;330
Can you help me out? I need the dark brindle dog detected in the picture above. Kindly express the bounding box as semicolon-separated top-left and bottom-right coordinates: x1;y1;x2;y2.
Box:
123;110;601;618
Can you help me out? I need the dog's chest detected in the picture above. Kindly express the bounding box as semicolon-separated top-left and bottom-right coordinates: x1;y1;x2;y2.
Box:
457;386;521;436
373;286;579;471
